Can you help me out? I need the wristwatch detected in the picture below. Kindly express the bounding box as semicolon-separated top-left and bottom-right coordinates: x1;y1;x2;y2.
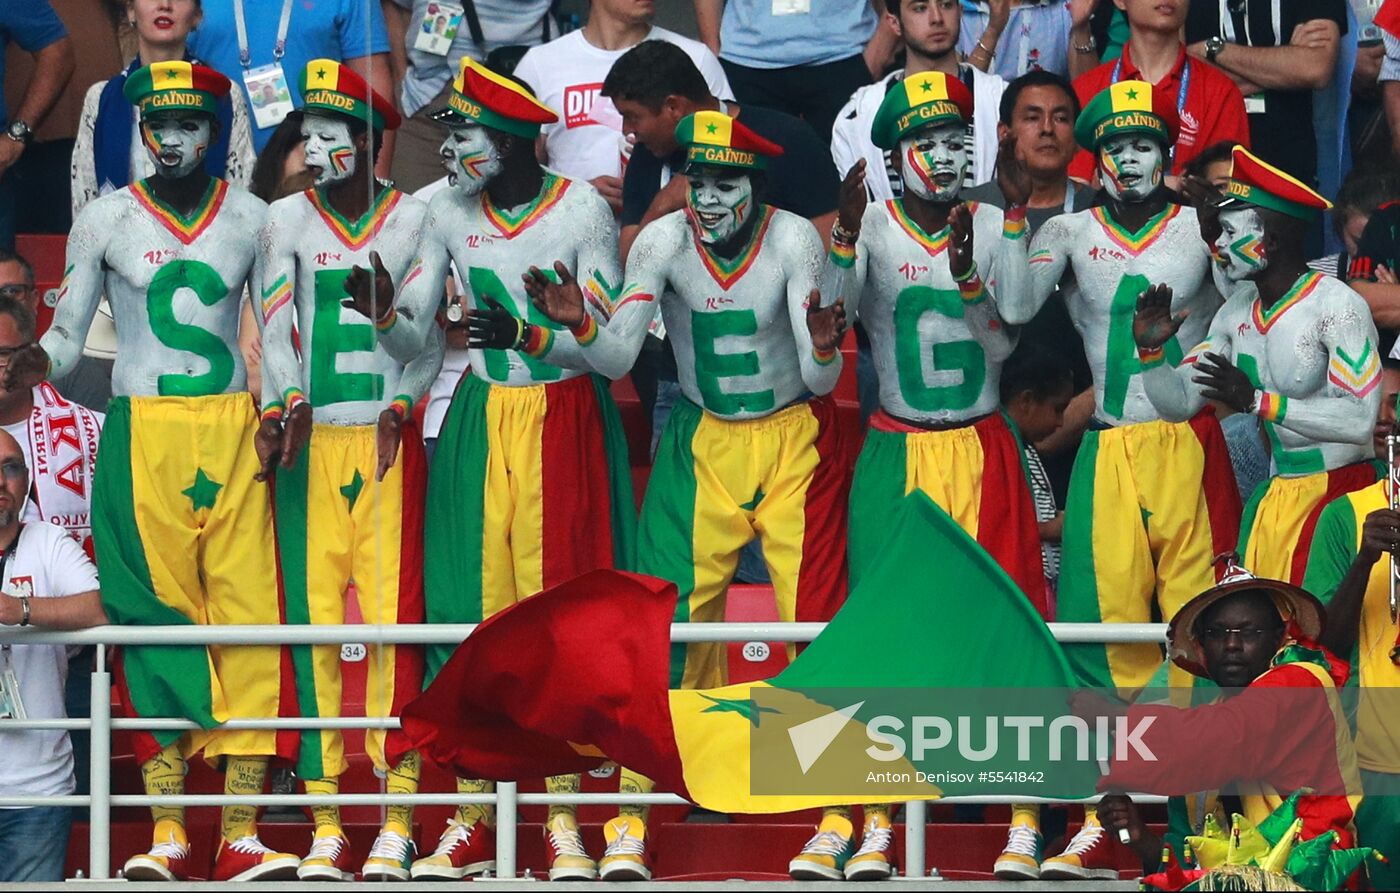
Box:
1204;36;1227;62
5;120;32;146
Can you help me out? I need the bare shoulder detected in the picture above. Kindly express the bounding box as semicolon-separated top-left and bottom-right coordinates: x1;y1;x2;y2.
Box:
222;184;269;225
768;207;823;250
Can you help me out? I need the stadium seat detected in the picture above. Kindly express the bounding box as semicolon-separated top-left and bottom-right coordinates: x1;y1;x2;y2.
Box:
14;233;64;336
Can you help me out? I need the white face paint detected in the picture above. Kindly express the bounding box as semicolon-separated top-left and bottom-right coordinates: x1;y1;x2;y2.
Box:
1214;207;1270;282
301;113;358;186
141;112;213;179
898;122;968;203
1097;133;1165;202
440;123;502;196
686;170;756;245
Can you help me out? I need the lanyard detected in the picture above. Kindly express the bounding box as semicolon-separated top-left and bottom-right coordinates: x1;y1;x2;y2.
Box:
1110;54;1191;161
1219;0;1282;49
234;0;296;68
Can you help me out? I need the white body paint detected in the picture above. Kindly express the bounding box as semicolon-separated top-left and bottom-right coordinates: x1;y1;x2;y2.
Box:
1001;203;1223;425
688;172;755;246
898;123;969;204
441;124;501;196
1142;271;1381;477
302;113;359;187
144;114;213;180
571;207;840;419
42;180;266;397
1098;135;1164;204
256;186;445;425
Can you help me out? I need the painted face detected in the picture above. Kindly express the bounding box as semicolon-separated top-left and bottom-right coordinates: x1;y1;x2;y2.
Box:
440;124;502;196
686;170;755;245
898;122;967;202
301;113;358;186
1214;207;1270;282
1097;133;1165;202
141;111;213;179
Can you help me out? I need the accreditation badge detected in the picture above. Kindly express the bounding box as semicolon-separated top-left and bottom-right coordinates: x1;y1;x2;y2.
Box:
243;62;295;130
414;2;465;56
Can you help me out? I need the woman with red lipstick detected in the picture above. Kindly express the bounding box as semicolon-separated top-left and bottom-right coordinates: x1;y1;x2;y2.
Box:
70;0;254;217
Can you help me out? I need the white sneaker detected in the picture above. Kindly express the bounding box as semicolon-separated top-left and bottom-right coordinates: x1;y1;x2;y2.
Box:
993;822;1043;880
845;815;895;880
297;830;354;881
361;825;415;882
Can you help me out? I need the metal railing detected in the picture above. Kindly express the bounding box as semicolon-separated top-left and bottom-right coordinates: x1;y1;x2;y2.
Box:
0;621;1169;881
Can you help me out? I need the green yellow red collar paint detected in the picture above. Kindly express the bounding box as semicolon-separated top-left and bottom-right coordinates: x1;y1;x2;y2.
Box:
308;184;403;251
132;177;228;245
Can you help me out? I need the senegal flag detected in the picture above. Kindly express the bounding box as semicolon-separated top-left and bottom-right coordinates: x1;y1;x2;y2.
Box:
402;493;1100;812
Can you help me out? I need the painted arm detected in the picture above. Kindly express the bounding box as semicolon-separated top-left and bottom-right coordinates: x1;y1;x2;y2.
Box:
70;85;100;220
39;206;109;381
787;221;843;396
1000;213;1071;324
1135;284;1234;422
393;322;445;406
374;227;452;365
1261;303;1382;446
254;208;306;413
957;205;1016;362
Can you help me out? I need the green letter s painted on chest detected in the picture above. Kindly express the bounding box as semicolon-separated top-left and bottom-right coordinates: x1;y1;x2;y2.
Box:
147;259;235;397
691;308;775;416
893;285;984;412
310;269;385;406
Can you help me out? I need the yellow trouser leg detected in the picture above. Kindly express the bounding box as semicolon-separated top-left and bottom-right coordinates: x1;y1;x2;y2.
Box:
221;755;268;842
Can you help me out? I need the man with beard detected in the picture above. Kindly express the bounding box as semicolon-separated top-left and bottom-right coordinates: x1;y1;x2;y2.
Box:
1134;148;1380;587
817;71;1045;882
353;57;634;883
4;62;295;882
255;59;443;883
524;110;847;881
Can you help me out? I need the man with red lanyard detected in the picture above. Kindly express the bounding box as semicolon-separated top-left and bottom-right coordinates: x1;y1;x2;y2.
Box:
1068;0;1250;182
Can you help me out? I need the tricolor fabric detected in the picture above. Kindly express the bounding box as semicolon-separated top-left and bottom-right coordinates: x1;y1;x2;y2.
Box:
849;410;1048;618
437;56;557;139
869;70;974;150
1057;409;1242;691
273;422;426;780
123;61;230;119
423;373;635;678
403;492;1094;814
1238;461;1383;587
641;395;849;690
1218;145;1332;222
1073;79;1179;152
676;110;785;172
95;393;288;765
300;58;402;131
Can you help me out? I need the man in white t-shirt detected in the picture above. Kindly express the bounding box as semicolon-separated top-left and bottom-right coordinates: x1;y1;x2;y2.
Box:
513;0;732;213
832;0;1007;200
0;428;105;883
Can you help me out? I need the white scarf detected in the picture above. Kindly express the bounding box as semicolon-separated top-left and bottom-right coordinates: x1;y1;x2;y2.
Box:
16;383;103;553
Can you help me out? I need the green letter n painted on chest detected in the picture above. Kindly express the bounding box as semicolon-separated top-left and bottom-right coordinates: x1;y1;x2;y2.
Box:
147;259;236;397
1103;273;1182;419
310;269;385;406
467;266;562;382
691;309;775;416
894;285;985;412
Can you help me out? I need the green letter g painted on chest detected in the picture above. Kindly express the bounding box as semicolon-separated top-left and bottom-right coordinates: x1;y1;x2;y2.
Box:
691;309;775;416
310;269;385;406
147;259;235;397
893;285;984;412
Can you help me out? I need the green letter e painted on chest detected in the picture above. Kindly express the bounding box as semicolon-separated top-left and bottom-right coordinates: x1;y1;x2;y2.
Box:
691;309;775;416
147;259;236;397
310;269;385;406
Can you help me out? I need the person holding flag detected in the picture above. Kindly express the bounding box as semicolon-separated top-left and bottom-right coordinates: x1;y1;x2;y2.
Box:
256;59;444;883
3;62;297;882
522;108;849;880
1134;147;1382;588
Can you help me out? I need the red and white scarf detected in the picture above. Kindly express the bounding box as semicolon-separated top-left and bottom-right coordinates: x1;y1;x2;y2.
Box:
14;383;103;554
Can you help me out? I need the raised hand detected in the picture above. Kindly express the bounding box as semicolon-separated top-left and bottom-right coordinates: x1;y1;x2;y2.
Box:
949;203;975;280
340;251;397;322
465;298;524;350
1132;284;1187;350
805;291;847;353
1179;175;1223;247
376;408;402;481
1193;352;1254;413
837;160;868;235
995;135;1033;208
2;343;50;393
523;262;585;328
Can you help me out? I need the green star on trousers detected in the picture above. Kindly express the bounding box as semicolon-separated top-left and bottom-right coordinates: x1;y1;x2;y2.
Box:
341;469;365;511
183;468;223;511
699;693;780;727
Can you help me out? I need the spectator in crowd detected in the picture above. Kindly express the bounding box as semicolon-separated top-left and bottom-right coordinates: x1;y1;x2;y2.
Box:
961;0;1101;81
692;0;897;142
71;0;256;219
1346;169;1400;354
514;0;731;214
832;0;1008;201
186;0;394;157
1180;138;1235;189
0;0;74;250
1380;0;1400;156
0;428;105;883
1305;404;1400;888
0;251;36;311
1313;166;1400;281
1184;0;1346;189
0;250;110;414
384;0;556;192
1069;0;1250;182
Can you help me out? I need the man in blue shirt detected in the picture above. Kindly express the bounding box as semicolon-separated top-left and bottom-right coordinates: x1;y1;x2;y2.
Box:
0;0;73;250
187;0;392;153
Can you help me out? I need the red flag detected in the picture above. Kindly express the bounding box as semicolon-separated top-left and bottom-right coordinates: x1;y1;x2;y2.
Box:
1376;0;1400;41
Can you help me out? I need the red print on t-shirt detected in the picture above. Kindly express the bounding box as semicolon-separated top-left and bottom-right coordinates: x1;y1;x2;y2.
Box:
564;83;605;129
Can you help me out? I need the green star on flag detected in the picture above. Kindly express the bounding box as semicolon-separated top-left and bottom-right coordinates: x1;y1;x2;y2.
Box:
341;470;365;511
1125;88;1139;100
183;468;223;512
706;122;718;134
698;693;780;728
920;78;933;92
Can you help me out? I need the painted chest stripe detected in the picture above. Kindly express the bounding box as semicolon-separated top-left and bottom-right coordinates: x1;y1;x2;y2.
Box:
131;178;228;246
